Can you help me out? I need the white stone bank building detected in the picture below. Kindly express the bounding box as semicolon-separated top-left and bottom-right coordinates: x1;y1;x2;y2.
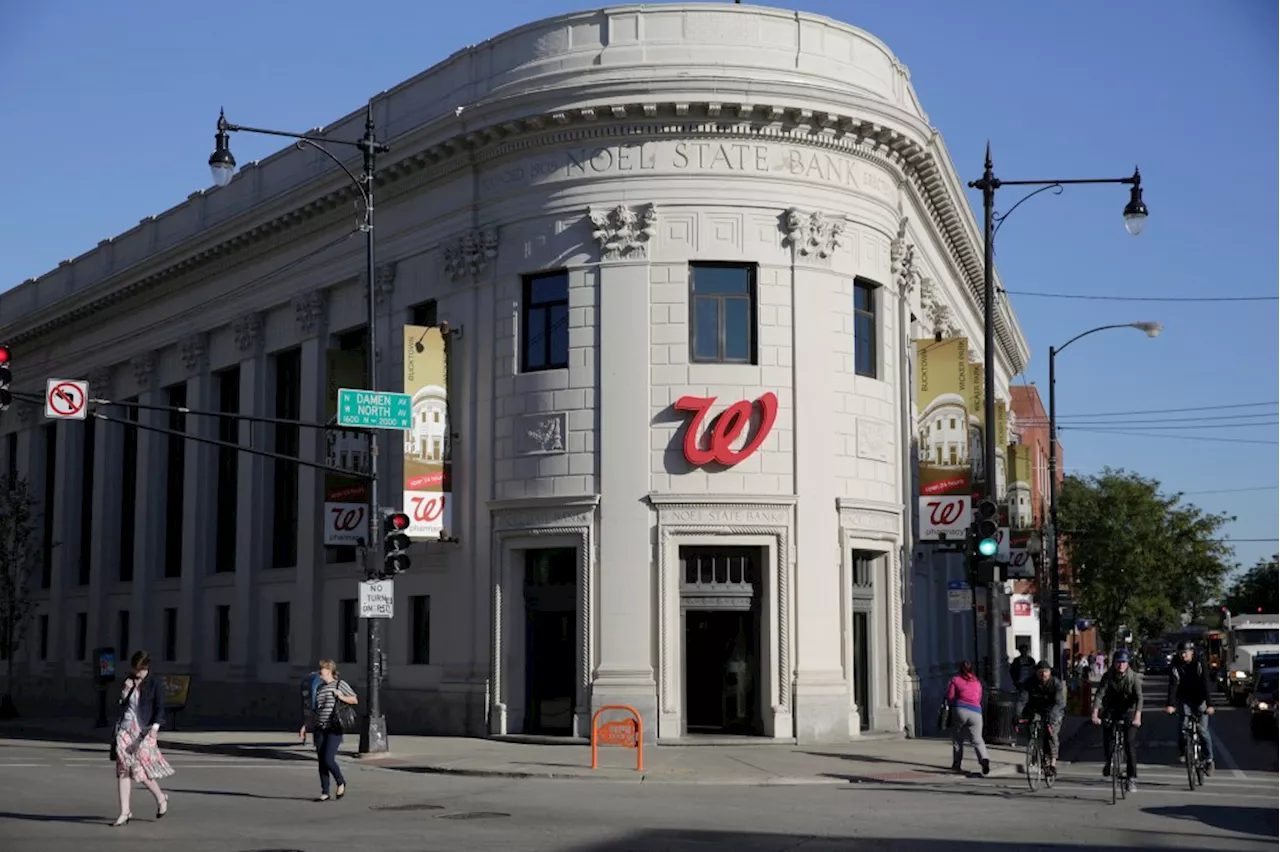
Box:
0;4;1027;742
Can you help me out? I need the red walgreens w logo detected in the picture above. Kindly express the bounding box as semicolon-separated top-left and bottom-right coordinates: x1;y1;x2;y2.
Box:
674;392;779;467
329;506;366;531
927;499;964;527
410;494;446;524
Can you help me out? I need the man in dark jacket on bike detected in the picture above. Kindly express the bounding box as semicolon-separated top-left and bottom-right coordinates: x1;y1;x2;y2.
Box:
1016;660;1067;777
1165;640;1216;774
1092;649;1143;792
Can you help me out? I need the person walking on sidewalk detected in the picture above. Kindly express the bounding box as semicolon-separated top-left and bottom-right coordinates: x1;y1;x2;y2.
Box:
946;660;990;775
299;660;359;802
111;651;173;827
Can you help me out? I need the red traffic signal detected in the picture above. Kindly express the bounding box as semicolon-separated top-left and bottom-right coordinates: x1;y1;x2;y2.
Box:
0;345;10;365
387;512;410;531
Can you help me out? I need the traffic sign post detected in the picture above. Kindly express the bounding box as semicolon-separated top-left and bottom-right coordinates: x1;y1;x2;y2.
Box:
337;388;412;430
359;579;395;619
45;379;89;420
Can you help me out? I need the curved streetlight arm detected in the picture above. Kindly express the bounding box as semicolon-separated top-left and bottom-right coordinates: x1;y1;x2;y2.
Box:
993;183;1064;240
1053;323;1146;357
290;138;368;206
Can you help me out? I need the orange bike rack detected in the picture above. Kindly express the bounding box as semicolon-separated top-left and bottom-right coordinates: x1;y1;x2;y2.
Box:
590;704;643;771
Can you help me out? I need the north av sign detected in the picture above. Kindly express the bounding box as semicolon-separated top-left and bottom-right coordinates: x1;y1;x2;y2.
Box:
674;392;778;467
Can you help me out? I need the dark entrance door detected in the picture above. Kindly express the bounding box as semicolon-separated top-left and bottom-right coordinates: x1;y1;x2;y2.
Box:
852;610;871;731
523;547;576;735
680;546;763;736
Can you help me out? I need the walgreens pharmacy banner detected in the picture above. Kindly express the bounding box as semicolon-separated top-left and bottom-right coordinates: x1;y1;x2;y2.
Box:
402;325;452;539
915;336;972;539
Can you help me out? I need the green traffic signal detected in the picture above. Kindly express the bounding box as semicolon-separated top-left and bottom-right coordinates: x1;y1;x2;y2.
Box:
978;537;998;557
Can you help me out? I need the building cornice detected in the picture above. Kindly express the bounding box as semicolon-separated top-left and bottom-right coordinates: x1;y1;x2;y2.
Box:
2;99;1027;372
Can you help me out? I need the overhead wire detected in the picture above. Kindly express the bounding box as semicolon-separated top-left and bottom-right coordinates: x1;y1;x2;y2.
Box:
1057;427;1278;446
1000;288;1277;303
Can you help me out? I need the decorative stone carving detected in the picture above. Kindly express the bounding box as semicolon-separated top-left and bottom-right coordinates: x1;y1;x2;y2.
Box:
88;367;114;400
920;278;958;338
589;203;657;258
856;418;890;463
16;403;33;426
493;507;594;532
179;334;209;376
781;207;845;259
889;217;920;297
292;290;328;336
374;262;397;306
233;312;264;354
131;352;157;391
443;229;498;280
515;413;566;455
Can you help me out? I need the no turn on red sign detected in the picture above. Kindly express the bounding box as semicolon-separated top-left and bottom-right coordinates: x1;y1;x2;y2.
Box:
45;378;89;420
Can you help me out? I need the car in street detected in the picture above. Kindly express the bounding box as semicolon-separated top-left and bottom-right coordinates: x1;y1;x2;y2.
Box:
1248;666;1278;739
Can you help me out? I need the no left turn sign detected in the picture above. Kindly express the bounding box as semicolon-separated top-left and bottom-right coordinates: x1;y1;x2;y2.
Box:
45;379;88;421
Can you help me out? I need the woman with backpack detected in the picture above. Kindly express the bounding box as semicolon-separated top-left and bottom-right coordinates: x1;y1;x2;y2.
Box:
298;659;359;801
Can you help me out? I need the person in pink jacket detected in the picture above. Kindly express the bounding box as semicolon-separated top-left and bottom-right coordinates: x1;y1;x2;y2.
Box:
946;660;991;775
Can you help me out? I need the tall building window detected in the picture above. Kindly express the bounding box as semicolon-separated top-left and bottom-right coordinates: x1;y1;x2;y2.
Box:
38;614;48;660
521;271;569;372
41;424;56;588
689;264;756;364
74;613;88;661
78;417;95;585
117;610;130;663
326;331;366;566
5;432;16;486
214;605;230;662
410;595;431;665
119;400;139;582
411;300;438;328
273;601;291;663
854;279;879;378
340;599;358;664
215;368;240;573
163;608;178;662
163;382;187;578
272;349;301;569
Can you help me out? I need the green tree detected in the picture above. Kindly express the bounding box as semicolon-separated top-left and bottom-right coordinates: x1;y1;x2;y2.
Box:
0;475;42;718
1224;555;1279;615
1057;467;1233;650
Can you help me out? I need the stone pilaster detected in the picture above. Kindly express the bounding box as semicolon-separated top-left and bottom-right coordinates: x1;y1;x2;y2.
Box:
231;313;267;678
87;368;122;652
129;351;163;657
179;334;213;668
292;291;327;669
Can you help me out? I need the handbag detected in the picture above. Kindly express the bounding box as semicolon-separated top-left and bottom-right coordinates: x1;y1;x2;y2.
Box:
108;681;139;761
334;700;358;734
937;700;952;731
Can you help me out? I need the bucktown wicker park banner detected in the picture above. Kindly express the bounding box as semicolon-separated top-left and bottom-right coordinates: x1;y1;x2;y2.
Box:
914;336;972;540
324;348;370;547
966;361;987;497
402;325;452;539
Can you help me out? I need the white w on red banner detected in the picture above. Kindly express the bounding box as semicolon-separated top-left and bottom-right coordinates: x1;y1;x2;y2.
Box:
323;502;368;546
403;324;452;539
919;495;971;541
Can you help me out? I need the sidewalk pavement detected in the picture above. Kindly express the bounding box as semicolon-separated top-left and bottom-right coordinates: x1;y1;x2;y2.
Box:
1;716;1090;786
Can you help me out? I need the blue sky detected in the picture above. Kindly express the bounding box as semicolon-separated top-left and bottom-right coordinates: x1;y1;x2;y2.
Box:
1;1;1275;572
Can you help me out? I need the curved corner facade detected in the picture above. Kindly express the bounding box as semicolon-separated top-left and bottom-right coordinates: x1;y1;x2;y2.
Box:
0;4;1028;743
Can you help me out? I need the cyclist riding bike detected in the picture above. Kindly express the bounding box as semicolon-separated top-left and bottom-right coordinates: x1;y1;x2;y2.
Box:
1015;660;1067;778
1165;639;1216;775
1091;649;1143;793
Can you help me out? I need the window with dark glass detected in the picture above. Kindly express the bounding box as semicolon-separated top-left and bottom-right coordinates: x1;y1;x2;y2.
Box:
163;608;177;662
41;424;55;588
410;595;431;664
215;605;230;662
119;400;138;581
79;417;95;585
164;382;187;578
38;614;48;660
272;349;301;569
5;433;16;487
689;264;756;364
326;331;367;566
215;369;240;573
854;279;878;379
74;612;87;660
117;610;130;663
411;300;438;328
521;271;569;372
273;601;290;663
340;599;358;664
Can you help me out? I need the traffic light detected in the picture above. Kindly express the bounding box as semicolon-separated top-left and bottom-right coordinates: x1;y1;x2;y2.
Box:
383;511;411;577
0;345;10;412
970;497;999;583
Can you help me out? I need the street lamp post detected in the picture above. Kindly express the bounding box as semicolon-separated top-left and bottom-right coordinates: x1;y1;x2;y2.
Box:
968;144;1148;689
1047;321;1162;674
208;103;393;754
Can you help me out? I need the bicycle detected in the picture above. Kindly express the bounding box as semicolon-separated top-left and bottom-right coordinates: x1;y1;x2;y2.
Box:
1105;718;1130;805
1022;716;1057;792
1183;711;1208;791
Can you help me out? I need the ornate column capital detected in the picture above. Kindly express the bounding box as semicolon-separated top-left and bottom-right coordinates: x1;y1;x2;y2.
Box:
443;229;498;280
88;366;114;401
233;312;265;356
131;352;158;391
590;203;656;259
890;217;920;297
921;279;958;339
179;334;210;376
373;262;398;306
781;207;845;260
292;290;328;337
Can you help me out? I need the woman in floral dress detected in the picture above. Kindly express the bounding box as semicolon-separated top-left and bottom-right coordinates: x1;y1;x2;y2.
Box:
113;650;174;826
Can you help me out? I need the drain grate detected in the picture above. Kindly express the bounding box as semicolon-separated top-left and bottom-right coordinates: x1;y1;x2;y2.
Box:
435;811;511;821
369;803;445;812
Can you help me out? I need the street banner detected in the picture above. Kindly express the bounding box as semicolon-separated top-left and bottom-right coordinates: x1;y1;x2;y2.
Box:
995;400;1009;498
1008;529;1034;580
915;336;972;539
325;349;370;537
402;325;452;539
1006;444;1033;530
967;361;986;495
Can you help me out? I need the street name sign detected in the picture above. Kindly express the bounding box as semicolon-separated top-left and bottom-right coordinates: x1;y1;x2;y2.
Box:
337;389;412;430
359;579;394;619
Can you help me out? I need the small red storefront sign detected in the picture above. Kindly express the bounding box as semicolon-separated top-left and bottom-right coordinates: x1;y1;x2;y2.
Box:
673;392;778;467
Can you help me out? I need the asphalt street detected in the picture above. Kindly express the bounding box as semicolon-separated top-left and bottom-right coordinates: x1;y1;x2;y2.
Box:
0;676;1274;851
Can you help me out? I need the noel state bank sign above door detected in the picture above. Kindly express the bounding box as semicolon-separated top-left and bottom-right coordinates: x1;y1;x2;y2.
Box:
674;392;778;466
